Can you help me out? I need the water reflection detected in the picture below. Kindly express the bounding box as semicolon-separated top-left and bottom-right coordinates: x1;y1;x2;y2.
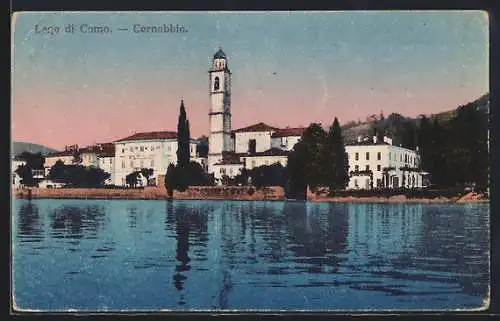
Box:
13;199;489;310
17;201;42;242
166;201;210;306
49;204;105;242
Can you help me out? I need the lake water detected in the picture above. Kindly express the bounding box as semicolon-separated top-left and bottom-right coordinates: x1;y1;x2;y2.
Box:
12;199;489;311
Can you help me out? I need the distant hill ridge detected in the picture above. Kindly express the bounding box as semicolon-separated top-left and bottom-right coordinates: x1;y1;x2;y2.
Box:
341;93;489;144
12;141;57;157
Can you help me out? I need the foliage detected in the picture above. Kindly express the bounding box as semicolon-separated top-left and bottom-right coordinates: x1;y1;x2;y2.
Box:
176;100;191;169
231;163;288;189
326;117;349;190
416;98;489;191
140;168;154;185
15;164;36;187
15;152;46;187
47;162;110;187
286;121;349;198
125;171;140;188
16;151;45;169
165;163;176;198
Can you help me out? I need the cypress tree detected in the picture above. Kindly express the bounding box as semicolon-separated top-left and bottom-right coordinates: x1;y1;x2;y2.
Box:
177;100;190;169
326;117;349;191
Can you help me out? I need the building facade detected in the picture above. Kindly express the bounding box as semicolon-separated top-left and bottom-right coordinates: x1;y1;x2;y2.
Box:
113;131;198;186
345;136;429;190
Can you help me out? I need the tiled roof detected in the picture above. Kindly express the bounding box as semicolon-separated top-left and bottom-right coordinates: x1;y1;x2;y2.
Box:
246;148;289;157
271;127;305;138
233;122;279;133
114;131;178;143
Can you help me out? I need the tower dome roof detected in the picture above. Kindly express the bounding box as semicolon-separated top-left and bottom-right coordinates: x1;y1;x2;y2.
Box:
214;48;226;59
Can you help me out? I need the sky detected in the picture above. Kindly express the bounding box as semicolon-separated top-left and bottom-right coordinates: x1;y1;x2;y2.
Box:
11;11;489;150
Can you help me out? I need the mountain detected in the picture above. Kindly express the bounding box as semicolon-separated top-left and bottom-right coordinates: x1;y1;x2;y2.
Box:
341;93;489;143
12;141;58;157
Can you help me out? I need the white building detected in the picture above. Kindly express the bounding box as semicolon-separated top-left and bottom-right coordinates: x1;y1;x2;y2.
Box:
95;143;115;185
345;135;429;190
113;131;198;186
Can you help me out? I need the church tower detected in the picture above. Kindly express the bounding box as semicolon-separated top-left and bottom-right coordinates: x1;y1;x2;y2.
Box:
207;48;232;174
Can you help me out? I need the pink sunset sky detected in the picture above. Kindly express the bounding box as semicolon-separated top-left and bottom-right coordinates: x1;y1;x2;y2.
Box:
12;11;489;150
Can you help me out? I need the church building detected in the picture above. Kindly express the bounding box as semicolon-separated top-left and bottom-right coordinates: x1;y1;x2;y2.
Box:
206;48;305;184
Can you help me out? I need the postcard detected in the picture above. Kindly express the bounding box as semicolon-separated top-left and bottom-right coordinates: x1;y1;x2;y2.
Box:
11;11;490;312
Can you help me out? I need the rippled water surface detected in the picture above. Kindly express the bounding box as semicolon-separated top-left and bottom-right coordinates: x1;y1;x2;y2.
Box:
12;199;489;311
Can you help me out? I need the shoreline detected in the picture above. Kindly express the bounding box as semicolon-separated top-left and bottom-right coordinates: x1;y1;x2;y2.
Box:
12;187;489;204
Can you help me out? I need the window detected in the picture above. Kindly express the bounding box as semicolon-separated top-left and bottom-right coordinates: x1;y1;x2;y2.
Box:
251;160;256;168
122;149;125;153
109;159;112;164
377;164;381;171
229;168;233;175
140;160;144;168
130;147;133;152
355;152;359;161
355;165;359;171
122;160;125;169
135;147;138;151
366;152;370;160
140;146;144;152
150;159;154;167
354;179;358;187
366;165;370;171
214;76;220;91
167;146;171;152
377;152;381;160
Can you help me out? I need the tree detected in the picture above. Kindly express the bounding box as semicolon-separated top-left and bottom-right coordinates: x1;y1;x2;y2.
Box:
177;100;191;169
17;151;45;169
286;123;329;198
141;168;154;185
326;117;349;191
187;161;214;186
47;162;109;187
165;163;177;199
15;152;45;187
126;171;140;188
47;160;66;183
15;164;36;187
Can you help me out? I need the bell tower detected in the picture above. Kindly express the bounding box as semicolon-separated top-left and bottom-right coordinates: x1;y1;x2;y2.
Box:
207;48;232;174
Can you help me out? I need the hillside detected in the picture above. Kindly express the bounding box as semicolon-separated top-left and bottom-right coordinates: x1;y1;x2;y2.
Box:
12;141;57;157
341;93;489;143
